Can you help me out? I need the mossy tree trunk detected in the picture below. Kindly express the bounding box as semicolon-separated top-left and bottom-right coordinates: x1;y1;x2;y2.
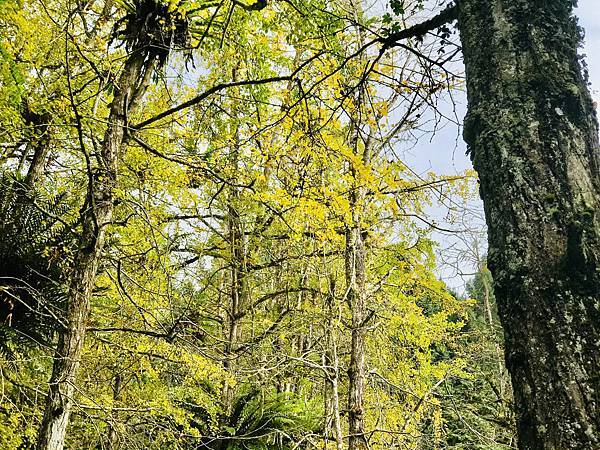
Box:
458;1;600;448
36;48;152;450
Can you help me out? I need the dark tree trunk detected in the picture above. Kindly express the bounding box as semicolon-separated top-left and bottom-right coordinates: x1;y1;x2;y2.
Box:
22;107;52;188
458;1;600;448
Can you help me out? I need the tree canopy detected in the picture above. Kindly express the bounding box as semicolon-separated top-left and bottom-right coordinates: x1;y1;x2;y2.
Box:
1;0;598;449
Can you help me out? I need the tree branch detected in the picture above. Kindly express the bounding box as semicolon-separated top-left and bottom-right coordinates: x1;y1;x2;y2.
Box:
130;51;324;130
378;3;458;49
131;76;291;130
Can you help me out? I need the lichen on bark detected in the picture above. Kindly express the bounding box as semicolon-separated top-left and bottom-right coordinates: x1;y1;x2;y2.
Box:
458;0;600;448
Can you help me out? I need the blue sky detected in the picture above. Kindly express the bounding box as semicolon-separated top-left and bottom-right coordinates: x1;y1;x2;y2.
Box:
405;1;600;289
578;1;600;102
408;1;599;175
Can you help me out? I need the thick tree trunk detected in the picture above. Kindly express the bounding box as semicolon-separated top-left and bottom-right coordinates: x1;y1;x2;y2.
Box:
36;50;150;450
458;1;600;448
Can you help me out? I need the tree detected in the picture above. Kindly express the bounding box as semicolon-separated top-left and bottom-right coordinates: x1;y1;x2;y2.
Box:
36;2;188;446
457;1;600;448
378;0;599;447
8;0;598;448
443;267;516;449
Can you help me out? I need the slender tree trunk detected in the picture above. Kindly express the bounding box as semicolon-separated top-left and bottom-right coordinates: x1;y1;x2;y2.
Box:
346;2;370;447
107;373;122;450
480;268;506;390
324;288;344;450
346;140;369;450
330;365;344;450
458;1;600;448
222;191;245;412
221;81;245;414
346;208;368;450
218;136;250;450
481;273;494;328
36;50;150;450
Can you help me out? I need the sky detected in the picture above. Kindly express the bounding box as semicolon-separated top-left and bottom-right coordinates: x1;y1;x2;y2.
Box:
578;1;600;101
408;0;600;174
403;1;600;290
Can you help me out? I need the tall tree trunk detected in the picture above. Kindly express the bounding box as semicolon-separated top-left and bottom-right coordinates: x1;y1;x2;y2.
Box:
346;202;368;450
221;78;245;415
324;285;344;450
458;1;600;448
222;186;245;413
346;2;370;447
480;266;506;391
346;133;369;450
36;50;151;450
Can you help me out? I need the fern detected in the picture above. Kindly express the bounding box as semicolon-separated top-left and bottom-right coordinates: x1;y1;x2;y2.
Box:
219;389;321;450
0;172;75;356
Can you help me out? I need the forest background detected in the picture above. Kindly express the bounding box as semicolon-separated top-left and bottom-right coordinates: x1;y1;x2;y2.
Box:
0;0;596;449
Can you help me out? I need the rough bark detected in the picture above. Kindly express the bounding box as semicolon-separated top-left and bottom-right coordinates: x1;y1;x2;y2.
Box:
36;49;150;450
458;1;600;448
345;123;369;450
346;3;369;447
346;213;368;450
